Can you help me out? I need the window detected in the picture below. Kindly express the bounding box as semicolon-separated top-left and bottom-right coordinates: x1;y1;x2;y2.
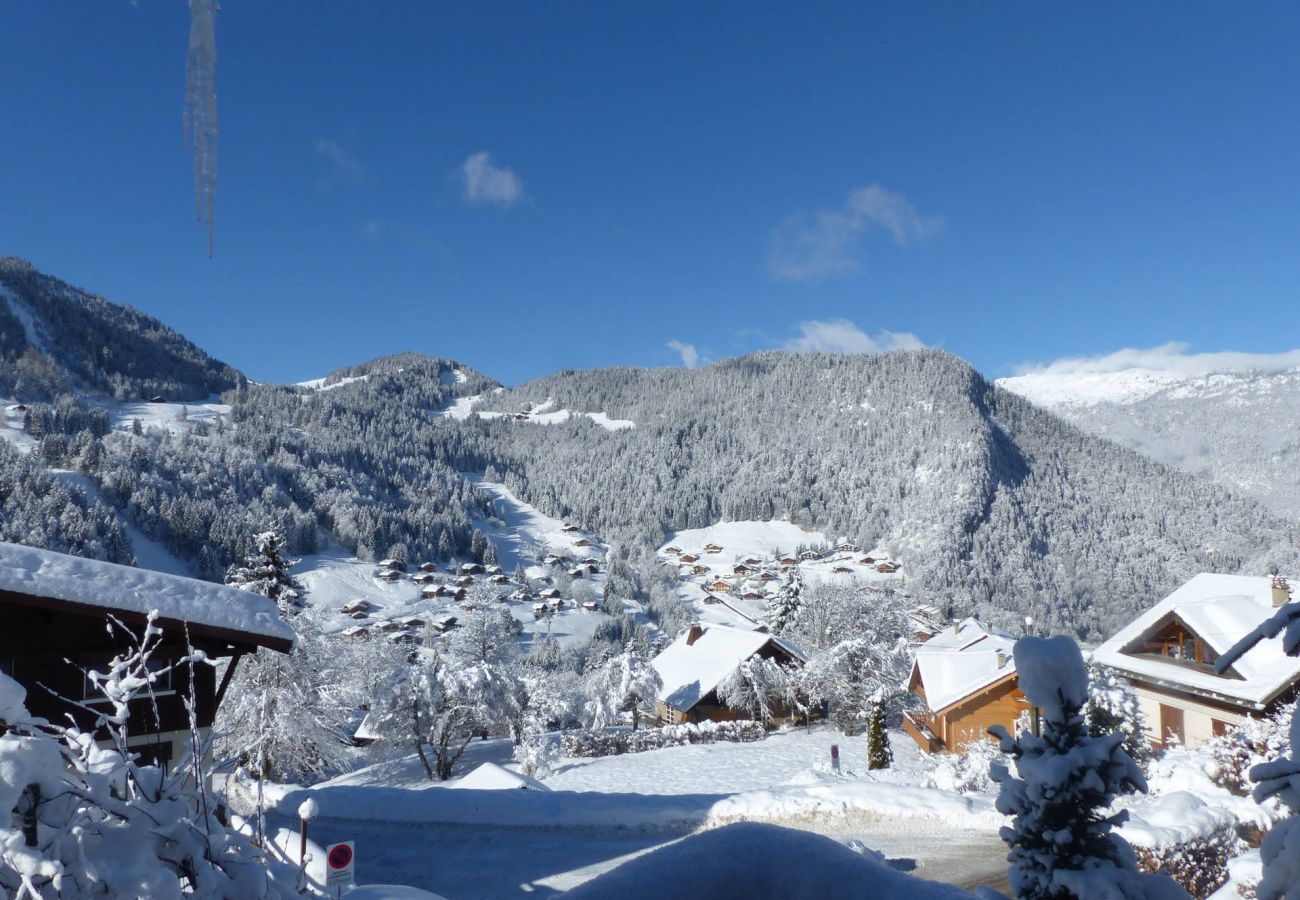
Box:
1125;617;1233;676
83;657;177;705
1211;718;1231;737
1159;704;1185;747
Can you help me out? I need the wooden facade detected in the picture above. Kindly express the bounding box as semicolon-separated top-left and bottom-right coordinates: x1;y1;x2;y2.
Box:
905;669;1026;753
0;585;290;767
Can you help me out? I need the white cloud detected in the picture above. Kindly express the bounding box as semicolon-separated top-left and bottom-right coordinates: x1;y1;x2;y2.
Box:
1012;343;1300;378
781;319;926;355
460;152;524;208
767;184;941;282
666;340;700;368
314;138;363;180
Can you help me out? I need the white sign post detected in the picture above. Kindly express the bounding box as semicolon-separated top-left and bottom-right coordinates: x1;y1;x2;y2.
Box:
324;841;355;898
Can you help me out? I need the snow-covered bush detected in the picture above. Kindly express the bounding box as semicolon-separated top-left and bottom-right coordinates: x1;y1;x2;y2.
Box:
1133;823;1244;899
1203;706;1293;797
1088;661;1153;769
582;642;662;731
0;617;276;897
990;635;1175;899
561;720;766;758
717;657;798;725
926;738;1004;795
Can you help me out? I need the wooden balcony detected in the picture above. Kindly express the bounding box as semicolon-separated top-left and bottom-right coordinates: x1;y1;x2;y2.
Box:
903;710;943;754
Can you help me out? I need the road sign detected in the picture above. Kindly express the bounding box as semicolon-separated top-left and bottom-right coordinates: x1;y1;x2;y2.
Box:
325;841;355;893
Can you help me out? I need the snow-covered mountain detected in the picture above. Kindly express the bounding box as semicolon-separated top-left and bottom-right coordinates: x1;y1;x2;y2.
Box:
998;365;1300;519
3;258;1298;643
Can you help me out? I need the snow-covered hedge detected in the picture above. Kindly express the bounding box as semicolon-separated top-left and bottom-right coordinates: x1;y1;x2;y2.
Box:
562;720;766;758
1203;707;1292;797
1134;823;1244;898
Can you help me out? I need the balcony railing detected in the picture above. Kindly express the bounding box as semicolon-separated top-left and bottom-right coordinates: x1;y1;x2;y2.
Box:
903;710;943;754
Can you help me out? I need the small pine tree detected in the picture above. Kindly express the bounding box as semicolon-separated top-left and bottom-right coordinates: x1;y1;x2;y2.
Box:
484;539;499;567
866;699;892;770
990;636;1156;899
766;566;803;634
1086;662;1152;769
437;529;453;561
131;416;143;436
225;530;304;615
513;561;527;583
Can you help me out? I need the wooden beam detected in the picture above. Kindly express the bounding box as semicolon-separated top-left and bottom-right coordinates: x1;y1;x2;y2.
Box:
214;651;244;712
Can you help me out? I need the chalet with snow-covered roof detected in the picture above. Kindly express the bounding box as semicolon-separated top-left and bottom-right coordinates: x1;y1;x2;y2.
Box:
709;580;732;593
419;562;437;573
340;625;369;641
378;558;405;572
799;550;820;561
653;623;806;726
875;561;900;574
340;599;370;615
0;542;294;768
903;618;1024;754
732;564;753;576
1093;573;1300;749
459;563;486;575
561;524;579;533
572;538;592;548
377;570;402;583
759;572;777;582
679;553;700;564
703;543;723;554
539;588;562;600
423;585;444;599
779;556;798;566
832;566;854;575
690;564;710;575
664;547;682;556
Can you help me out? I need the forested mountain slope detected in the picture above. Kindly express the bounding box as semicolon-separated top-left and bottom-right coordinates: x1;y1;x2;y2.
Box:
469;352;1298;639
999;366;1300;520
0;256;243;401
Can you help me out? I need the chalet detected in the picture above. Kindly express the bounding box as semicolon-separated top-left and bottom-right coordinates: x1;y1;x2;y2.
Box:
779;556;798;566
860;557;877;566
544;554;565;567
430;615;458;633
509;590;533;602
422;585;445;599
378;558;406;572
539;588;562;600
799;550;820;561
0;542;294;768
454;575;475;587
664;547;683;556
451;587;467;600
743;557;762;567
459;563;486;576
149;395;166;404
419;562;438;573
389;632;420;646
709;580;733;593
376;621;404;633
875;561;900;574
732;564;753;576
759;572;777;582
399;616;427;629
339;625;369;641
837;542;859;553
690;565;710;576
377;570;402;583
1093;574;1300;749
561;524;580;533
903;618;1024;754
411;572;435;585
703;543;723;554
572;538;592;548
350;610;369;620
489;574;510;585
486;565;504;576
580;557;601;566
679;553;701;564
741;591;763;601
653;623;805;726
582;601;599;612
339;599;370;615
832;566;854;575
908;604;945;642
532;603;547;615
568;567;586;580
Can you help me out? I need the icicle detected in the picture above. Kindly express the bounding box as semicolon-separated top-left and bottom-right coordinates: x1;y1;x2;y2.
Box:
184;0;219;257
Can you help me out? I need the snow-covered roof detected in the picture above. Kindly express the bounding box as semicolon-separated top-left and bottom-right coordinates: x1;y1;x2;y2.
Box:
910;618;1017;713
1093;573;1300;708
653;624;802;712
0;541;294;650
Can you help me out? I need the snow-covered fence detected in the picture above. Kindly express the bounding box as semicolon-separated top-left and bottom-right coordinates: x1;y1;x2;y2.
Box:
562;720;766;758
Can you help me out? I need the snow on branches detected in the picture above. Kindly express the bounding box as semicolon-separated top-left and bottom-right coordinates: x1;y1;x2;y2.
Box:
989;636;1179;900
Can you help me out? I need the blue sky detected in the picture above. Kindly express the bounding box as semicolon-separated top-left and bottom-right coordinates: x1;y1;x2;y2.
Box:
3;2;1300;386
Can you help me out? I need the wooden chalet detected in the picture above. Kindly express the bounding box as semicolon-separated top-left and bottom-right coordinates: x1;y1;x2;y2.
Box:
459;563;486;576
703;543;723;554
1093;574;1300;749
832;566;854;575
561;524;580;533
411;572;435;585
377;558;406;572
663;547;683;556
709;580;732;593
418;562;438;573
691;564;710;575
572;538;592;548
652;623;806;726
733;564;753;576
377;570;402;583
875;561;900;574
339;599;370;615
0;542;293;768
779;556;798;566
904;618;1024;754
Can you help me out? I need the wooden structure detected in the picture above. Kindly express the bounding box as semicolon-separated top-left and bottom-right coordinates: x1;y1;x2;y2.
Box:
653;623;806;727
903;618;1025;753
0;542;293;768
1093;573;1300;749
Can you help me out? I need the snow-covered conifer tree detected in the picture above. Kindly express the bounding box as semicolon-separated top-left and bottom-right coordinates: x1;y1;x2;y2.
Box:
989;635;1166;899
1086;661;1152;768
866;698;892;770
224;530;303;615
765;566;803;633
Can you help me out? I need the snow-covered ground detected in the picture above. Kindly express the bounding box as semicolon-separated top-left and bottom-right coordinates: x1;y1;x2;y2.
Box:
254;727;1010;897
0;402;35;453
88;395;231;437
